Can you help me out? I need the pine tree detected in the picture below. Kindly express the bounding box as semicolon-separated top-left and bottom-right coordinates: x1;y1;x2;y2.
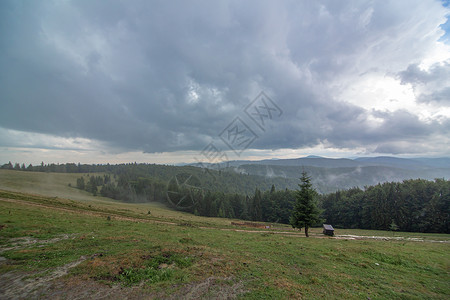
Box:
76;177;85;190
252;188;262;221
290;171;321;237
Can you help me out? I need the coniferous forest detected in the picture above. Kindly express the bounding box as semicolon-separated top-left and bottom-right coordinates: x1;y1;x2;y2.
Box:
321;179;449;233
2;162;449;233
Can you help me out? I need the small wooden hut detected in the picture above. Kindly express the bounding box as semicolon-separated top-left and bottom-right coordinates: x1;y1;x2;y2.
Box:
323;224;335;236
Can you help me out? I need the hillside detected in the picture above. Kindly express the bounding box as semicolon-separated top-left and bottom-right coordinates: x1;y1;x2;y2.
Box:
1;186;449;298
0;165;296;196
0;170;239;226
4;156;450;195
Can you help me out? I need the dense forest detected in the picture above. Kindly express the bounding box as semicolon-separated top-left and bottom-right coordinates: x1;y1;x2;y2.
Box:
0;161;298;195
2;162;449;233
70;172;296;224
321;179;449;233
165;177;449;233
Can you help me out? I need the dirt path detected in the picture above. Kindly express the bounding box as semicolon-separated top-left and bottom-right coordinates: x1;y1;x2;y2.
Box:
0;197;326;240
333;234;449;243
1;197;447;244
1;197;301;236
0;197;177;226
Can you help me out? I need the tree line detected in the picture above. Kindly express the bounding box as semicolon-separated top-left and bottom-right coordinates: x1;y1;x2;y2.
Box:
1;161;300;195
3;161;448;233
73;171;448;233
74;174;167;202
165;177;449;233
320;178;449;233
73;171;297;223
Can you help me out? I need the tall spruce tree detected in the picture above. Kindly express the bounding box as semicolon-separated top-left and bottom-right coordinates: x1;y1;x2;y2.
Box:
290;171;321;237
252;188;262;221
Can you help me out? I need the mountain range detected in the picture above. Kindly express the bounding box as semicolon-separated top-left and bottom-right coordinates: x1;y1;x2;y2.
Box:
189;156;450;193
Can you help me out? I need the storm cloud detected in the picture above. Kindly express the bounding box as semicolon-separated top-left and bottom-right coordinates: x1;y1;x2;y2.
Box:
0;0;449;162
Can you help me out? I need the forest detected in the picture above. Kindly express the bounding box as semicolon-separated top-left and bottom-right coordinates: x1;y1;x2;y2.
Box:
321;179;449;233
0;161;298;195
2;162;448;233
165;177;449;233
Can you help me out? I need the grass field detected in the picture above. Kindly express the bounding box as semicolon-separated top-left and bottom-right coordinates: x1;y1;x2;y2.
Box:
0;170;449;299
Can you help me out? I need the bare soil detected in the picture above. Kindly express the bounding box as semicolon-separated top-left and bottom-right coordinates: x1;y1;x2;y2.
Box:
0;234;77;254
0;253;244;300
0;256;86;299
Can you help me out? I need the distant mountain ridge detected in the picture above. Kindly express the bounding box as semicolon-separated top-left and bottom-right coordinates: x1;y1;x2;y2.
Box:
353;156;450;170
189;156;450;193
191;156;450;170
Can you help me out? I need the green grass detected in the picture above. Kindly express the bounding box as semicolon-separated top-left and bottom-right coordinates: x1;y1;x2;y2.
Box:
0;170;449;298
0;170;240;227
1;191;449;299
0;169;103;202
114;251;192;286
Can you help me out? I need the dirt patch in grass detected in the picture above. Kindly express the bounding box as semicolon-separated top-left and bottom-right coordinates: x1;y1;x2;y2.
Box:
40;277;153;300
170;276;245;299
0;274;246;300
0;234;77;254
335;234;450;243
0;256;86;300
1;254;245;300
3;274;152;300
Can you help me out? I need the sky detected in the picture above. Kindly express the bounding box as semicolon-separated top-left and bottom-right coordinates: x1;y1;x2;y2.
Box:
1;0;449;165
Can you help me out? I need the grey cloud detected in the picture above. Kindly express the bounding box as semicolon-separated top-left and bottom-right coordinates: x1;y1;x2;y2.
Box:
0;0;449;156
418;87;450;104
374;142;430;155
399;62;450;84
398;62;450;104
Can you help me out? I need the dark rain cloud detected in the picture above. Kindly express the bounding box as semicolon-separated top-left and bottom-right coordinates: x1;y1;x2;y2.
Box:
0;0;449;155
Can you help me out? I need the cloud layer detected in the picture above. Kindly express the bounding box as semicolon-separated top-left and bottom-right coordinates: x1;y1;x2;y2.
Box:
1;0;449;161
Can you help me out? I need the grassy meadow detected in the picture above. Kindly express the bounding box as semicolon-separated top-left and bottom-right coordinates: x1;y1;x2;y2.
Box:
0;170;449;299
